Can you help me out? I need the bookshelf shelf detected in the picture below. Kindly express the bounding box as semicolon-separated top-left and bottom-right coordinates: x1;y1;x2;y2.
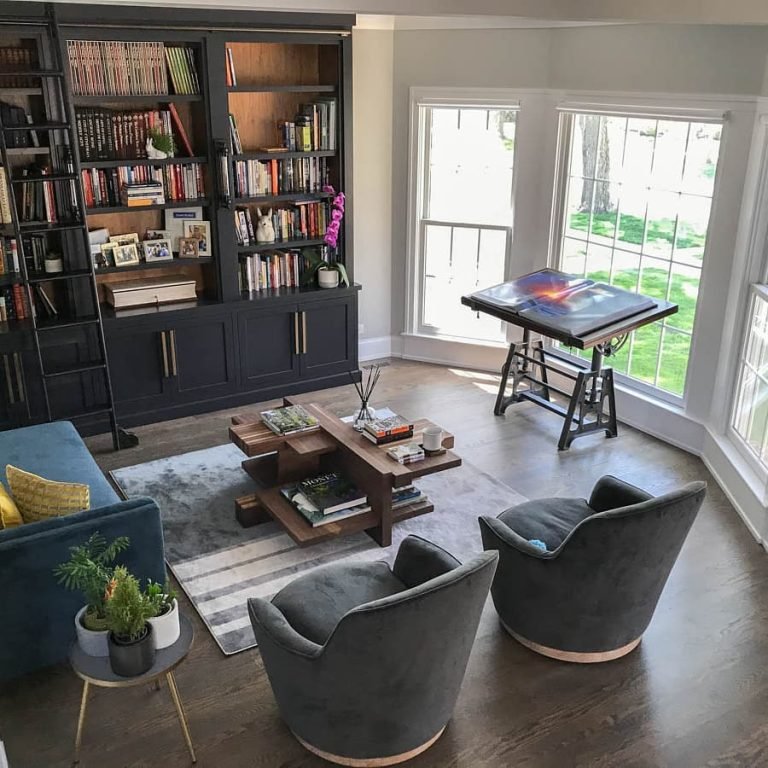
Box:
234;192;332;205
27;269;93;284
100;297;219;321
86;198;209;214
3;121;67;131
95;257;214;276
10;173;77;183
73;93;203;105
227;84;336;94
6;69;63;78
5;147;51;157
238;238;326;254
0;274;23;288
234;150;336;161
0;87;42;96
81;156;207;169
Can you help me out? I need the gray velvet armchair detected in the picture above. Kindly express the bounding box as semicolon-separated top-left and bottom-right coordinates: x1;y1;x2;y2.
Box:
479;475;706;663
248;535;498;767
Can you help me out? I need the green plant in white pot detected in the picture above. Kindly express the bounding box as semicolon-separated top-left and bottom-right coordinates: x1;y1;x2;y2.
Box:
303;249;349;290
146;579;180;649
53;533;130;657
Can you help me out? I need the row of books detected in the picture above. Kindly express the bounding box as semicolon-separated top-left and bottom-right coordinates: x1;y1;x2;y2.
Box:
76;107;191;161
279;100;337;152
0;101;38;149
0;237;20;275
0;46;36;88
239;251;304;293
81;163;205;208
0;168;11;224
234;157;330;198
15;166;77;224
234;202;328;247
67;40;200;96
2;235;48;276
0;286;31;322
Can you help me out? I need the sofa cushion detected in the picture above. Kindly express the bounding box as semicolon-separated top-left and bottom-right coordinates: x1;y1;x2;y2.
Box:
0;483;22;529
0;422;118;509
498;497;594;550
7;465;90;523
272;561;407;645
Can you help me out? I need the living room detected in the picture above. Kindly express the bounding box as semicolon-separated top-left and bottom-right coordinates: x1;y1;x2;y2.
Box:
1;1;768;767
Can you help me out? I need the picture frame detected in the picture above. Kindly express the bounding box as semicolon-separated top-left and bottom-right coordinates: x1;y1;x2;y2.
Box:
178;237;199;259
113;242;140;267
109;232;139;246
182;220;211;258
145;229;172;242
99;242;118;268
142;238;174;263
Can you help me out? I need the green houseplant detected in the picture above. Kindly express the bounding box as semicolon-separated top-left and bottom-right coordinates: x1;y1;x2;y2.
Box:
302;248;349;289
146;579;180;649
53;533;130;657
105;566;156;676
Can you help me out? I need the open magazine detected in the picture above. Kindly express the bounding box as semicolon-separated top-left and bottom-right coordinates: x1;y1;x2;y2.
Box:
470;268;656;337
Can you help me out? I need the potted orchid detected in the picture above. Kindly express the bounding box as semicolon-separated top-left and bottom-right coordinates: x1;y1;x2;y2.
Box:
309;185;349;289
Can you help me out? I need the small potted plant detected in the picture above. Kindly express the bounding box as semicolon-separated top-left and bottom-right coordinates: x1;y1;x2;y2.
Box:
105;566;156;677
303;249;349;290
306;185;349;289
53;533;130;657
146;579;180;650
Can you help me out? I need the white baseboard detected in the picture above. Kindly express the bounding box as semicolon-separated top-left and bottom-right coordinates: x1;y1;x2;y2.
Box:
359;335;402;362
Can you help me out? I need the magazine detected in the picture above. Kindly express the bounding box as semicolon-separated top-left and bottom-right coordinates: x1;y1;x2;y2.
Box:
260;404;319;436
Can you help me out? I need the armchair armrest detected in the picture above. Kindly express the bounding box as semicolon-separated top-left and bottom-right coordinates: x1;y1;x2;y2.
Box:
478;515;555;559
247;598;323;659
392;534;461;588
588;475;653;513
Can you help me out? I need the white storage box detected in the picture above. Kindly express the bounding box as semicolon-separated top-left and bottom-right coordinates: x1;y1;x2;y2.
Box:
104;275;197;309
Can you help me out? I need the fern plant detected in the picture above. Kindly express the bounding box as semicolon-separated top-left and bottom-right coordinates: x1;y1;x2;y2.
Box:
145;579;178;618
53;533;130;631
105;566;155;643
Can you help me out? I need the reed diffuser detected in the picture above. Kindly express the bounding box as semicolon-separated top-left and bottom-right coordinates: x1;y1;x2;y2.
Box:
351;364;384;431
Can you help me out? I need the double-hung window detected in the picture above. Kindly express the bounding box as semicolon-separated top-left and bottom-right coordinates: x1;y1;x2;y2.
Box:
553;109;723;398
409;97;518;344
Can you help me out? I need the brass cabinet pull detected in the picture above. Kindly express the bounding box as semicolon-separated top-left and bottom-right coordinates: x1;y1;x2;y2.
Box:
13;352;24;403
294;311;300;355
169;329;178;377
302;311;307;355
3;355;14;405
160;331;170;378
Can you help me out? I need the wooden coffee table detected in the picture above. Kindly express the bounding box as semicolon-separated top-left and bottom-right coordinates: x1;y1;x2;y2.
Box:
229;398;461;547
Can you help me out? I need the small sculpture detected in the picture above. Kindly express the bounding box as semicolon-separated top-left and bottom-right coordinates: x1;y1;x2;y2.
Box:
255;208;276;243
145;137;168;160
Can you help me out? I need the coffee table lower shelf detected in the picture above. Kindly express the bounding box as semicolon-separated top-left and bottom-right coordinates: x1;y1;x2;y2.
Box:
235;487;434;546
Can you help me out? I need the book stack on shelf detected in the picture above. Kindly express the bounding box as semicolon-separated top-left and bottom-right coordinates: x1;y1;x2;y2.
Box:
234;202;328;247
240;250;304;293
234;156;330;198
362;414;415;445
121;181;164;207
15;164;78;224
278;100;337;152
260;404;319;435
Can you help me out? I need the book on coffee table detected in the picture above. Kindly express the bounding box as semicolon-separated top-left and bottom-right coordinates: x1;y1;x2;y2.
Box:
260;404;319;436
298;472;367;515
280;484;371;527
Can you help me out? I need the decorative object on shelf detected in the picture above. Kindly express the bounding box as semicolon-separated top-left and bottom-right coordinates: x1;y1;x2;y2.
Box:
182;219;211;257
146;579;180;649
146;128;174;160
44;254;63;274
105;565;156;677
351;363;383;431
142;238;173;263
317;267;340;289
255;207;276;244
302;247;349;289
178;237;199;259
145;229;172;241
109;233;140;245
422;426;444;453
165;206;203;251
323;184;345;252
99;242;117;268
53;532;131;658
104;274;197;309
113;242;140;267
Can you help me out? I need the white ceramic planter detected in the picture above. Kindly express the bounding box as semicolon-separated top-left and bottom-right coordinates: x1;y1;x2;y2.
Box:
75;606;109;657
317;268;339;289
148;599;180;650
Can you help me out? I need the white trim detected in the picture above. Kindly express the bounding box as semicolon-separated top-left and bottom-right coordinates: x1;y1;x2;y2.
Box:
556;102;726;122
359;335;399;362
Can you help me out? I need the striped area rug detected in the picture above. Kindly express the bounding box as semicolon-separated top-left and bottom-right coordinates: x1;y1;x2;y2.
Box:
111;443;526;655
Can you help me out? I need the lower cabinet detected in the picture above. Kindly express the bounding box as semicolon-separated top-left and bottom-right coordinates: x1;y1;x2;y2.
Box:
300;295;357;379
0;351;27;428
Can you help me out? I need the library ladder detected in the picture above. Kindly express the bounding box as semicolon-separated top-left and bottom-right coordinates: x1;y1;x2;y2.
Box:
0;5;133;449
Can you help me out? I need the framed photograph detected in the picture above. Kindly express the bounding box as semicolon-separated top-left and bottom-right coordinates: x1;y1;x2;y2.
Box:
109;232;139;246
145;229;172;241
142;238;174;263
99;242;118;268
182;220;211;258
113;242;140;267
178;237;199;259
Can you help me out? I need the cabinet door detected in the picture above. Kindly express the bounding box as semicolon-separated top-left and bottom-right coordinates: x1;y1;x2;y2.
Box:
106;325;174;417
299;296;357;379
169;313;238;404
0;353;19;429
237;304;300;391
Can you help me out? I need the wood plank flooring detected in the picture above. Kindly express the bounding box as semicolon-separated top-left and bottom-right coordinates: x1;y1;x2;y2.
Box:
2;359;767;768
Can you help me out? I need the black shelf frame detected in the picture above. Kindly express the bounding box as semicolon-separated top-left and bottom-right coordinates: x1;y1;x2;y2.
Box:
73;93;202;105
233;191;332;205
234;149;336;161
227;84;336;94
86;198;210;214
81;155;208;169
95;256;214;276
238;238;326;254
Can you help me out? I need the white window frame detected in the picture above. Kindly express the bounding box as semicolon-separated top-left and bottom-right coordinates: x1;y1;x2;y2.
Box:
548;99;727;407
405;87;522;344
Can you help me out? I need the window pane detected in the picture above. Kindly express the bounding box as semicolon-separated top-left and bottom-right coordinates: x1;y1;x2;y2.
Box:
558;112;722;396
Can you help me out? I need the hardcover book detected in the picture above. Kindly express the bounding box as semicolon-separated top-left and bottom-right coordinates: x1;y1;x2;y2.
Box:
298;472;367;515
364;414;414;438
387;443;425;465
280;484;371;527
260;404;319;436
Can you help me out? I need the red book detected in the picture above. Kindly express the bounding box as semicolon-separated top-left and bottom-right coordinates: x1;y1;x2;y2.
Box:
270;159;278;196
168;103;194;157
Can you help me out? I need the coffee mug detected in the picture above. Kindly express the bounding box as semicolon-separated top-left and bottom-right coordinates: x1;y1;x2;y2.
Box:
423;426;443;452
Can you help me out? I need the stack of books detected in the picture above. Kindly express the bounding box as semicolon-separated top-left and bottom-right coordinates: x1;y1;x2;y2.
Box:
260;404;319;436
121;182;165;207
362;414;414;445
387;443;425;465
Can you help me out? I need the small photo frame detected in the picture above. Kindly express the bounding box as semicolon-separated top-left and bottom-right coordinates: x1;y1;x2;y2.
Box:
145;229;172;242
178;237;199;259
99;242;118;268
182;220;211;258
113;242;140;267
109;232;139;246
142;238;173;263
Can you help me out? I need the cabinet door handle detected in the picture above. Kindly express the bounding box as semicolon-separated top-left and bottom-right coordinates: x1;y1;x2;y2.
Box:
294;312;300;355
3;355;14;405
301;311;308;355
13;352;24;403
169;329;178;377
160;331;170;378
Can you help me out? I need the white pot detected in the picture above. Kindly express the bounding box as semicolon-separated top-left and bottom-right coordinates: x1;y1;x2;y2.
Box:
317;269;340;289
148;599;180;650
75;606;109;657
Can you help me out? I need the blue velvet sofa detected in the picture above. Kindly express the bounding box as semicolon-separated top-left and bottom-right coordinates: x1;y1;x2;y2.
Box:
0;421;165;681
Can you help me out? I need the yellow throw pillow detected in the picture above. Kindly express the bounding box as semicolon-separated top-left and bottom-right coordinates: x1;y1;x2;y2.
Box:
0;482;23;529
6;465;90;524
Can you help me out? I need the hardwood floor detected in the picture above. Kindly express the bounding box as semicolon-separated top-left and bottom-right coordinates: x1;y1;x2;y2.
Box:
2;359;767;768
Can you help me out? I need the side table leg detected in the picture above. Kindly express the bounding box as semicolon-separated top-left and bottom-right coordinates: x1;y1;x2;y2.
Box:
72;680;90;767
166;671;197;764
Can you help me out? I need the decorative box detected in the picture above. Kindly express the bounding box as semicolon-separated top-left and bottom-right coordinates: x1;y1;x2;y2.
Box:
104;274;197;309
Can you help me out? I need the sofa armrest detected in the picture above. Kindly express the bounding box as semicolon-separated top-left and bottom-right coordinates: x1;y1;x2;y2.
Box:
248;598;323;659
392;534;461;588
478;515;555;560
588;475;653;513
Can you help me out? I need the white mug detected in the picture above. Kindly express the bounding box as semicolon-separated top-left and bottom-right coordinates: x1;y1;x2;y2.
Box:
423;426;443;452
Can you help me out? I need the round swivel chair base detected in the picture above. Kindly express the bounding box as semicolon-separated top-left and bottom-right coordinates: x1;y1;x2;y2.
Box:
294;726;446;767
502;622;642;663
